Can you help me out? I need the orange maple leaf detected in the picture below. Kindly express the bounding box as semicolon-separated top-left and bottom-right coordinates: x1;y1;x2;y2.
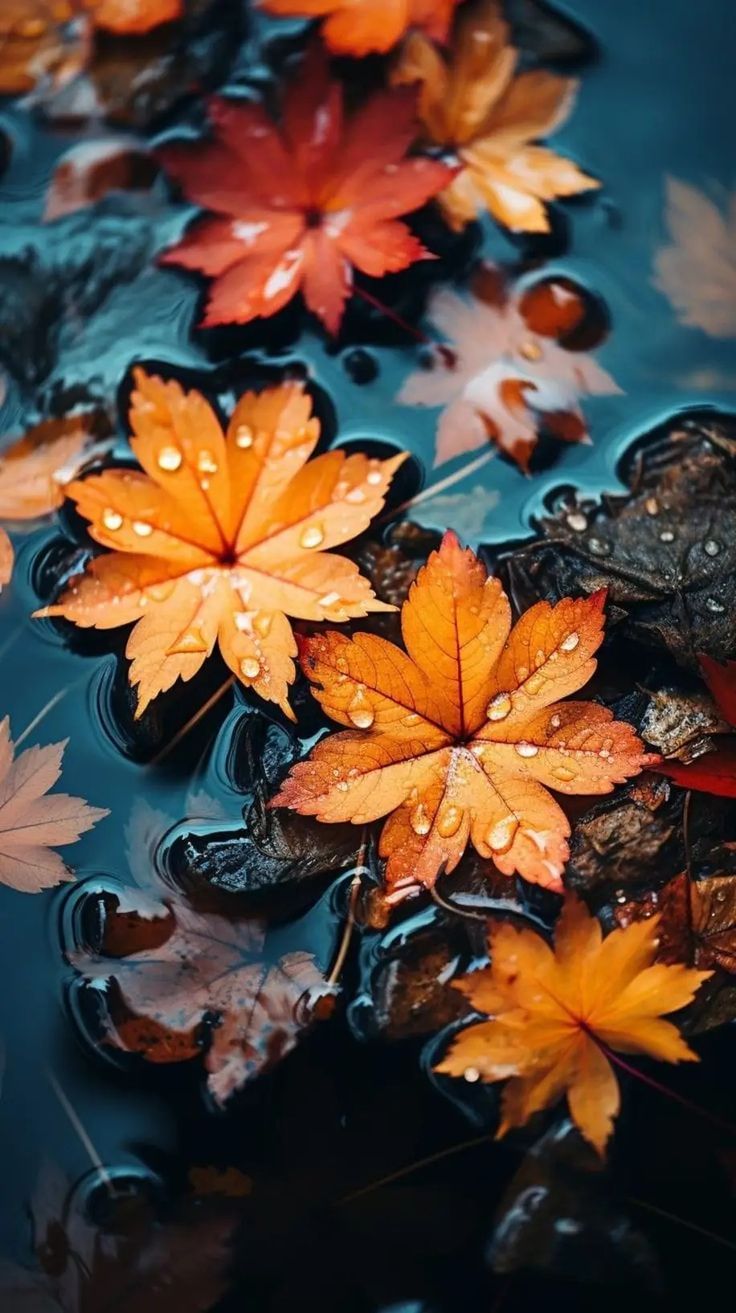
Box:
435;894;711;1155
0;414;103;589
72;892;325;1104
0;717;108;893
37;370;405;718
259;0;460;56
398;274;620;471
158;45;455;334
393;0;598;233
274;532;651;900
81;0;183;34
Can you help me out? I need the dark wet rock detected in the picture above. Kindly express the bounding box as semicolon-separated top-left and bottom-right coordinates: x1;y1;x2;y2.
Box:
342;347;378;385
501;415;736;670
489;1120;661;1289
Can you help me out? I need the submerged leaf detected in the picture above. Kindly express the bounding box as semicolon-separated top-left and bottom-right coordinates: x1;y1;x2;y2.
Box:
159;45;454;333
0;717;108;893
274;532;651;901
260;0;460;56
398;273;619;471
653;177;736;338
393;0;598;232
38;368;404;718
436;894;710;1154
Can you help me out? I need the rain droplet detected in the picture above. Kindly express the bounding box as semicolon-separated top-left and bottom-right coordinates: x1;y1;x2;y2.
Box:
254;612;272;638
706;597;725;613
566;512;587;532
437;805;462;838
234;424;254;449
102;508;123;531
659;529;675;543
157;446;182;472
197;450;218;475
515;741;539;758
645;497;659;516
145;583;175;603
404;712;420;726
132;520;153;537
240;657;261;679
615;889;627;904
167;627;208;655
347;687;375;729
318;591;341;608
345;487;366;504
589;537;610;556
464;1066;481;1083
409;803;431;835
560;631;579;653
486;693;512;721
554;765;575;782
525;672;544;695
519;339;542;361
549;713;562;729
487;816;518;854
299;524;324;549
367;469;383;485
704;539;721;557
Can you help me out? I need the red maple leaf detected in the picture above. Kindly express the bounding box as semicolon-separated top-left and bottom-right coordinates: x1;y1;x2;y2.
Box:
158;45;455;334
656;654;736;797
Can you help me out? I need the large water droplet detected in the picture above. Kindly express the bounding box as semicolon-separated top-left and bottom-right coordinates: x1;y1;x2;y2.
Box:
704;539;721;557
486;692;512;721
554;765;575;782
347;687;375;729
157;445;182;472
102;508;123;531
487;816;518;854
235;424;254;449
318;591;341;608
167;627;208;655
437;804;462;838
132;520;153;537
240;656;261;679
254;612;272;638
410;802;431;835
515;741;539;758
300;524;324;549
560;631;579;652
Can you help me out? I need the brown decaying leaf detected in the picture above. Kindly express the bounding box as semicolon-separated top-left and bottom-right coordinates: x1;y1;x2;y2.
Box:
656;655;736;798
436;894;710;1155
0;717;108;893
392;0;598;233
615;870;736;975
44;138;159;221
653;177;736;338
274;532;651;901
72;892;326;1103
398;274;619;471
37;369;404;718
503;418;736;669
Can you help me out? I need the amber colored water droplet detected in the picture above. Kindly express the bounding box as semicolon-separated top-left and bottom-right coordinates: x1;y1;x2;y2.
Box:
167;627;208;655
347;687;374;729
197;450;218;475
515;741;539;758
487;816;518;854
253;612;272;638
145;582;175;603
554;765;576;782
410;802;431;836
102;508;123;531
560;631;579;652
299;524;324;549
437;804;462;838
235;425;254;448
240;656;261;679
486;693;512;721
524;672;544;695
157;446;182;472
367;468;383;486
132;520;153;537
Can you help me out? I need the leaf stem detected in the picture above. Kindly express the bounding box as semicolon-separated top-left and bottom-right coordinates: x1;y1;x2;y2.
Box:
377;448;497;527
353;284;433;345
338;1132;493;1205
147;675;234;767
598;1041;736;1140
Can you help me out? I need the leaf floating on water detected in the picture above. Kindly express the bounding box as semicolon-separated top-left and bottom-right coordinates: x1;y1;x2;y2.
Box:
37;368;405;718
653;177;736;338
260;0;460;56
615;869;736;977
0;1;84;97
0;414;102;521
72;893;327;1103
158;44;455;333
392;0;598;233
0;529;12;590
274;532;651;901
398;273;619;472
0;717;108;893
436;894;711;1155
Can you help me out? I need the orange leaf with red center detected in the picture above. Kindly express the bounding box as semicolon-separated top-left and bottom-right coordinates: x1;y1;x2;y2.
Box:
0;717;108;893
259;0;460;56
274;532;651;900
392;0;598;234
656;655;736;797
435;894;710;1155
158;45;455;334
36;369;405;718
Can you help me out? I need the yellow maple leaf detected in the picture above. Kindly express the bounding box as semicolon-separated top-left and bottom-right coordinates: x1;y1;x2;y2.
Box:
436;895;711;1155
392;0;598;233
37;370;405;718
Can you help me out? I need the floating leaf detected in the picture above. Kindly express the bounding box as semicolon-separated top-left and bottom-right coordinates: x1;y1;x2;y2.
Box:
614;869;736;976
653;177;736;338
436;894;710;1155
159;44;455;333
0;414;101;521
260;0;460;56
0;717;108;893
274;532;650;901
37;369;404;718
0;1;84;97
393;0;598;232
82;0;183;34
398;273;619;471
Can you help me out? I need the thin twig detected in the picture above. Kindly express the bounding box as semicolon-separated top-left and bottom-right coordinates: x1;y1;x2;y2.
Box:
377;449;497;527
630;1196;736;1253
430;882;491;921
0;623;23;664
46;1069;117;1197
339;1133;492;1205
15;688;69;747
353;284;432;346
148;675;234;768
601;1043;736;1140
326;866;365;988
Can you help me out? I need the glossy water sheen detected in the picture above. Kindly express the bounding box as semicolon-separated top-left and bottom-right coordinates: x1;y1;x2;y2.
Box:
0;2;735;1310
